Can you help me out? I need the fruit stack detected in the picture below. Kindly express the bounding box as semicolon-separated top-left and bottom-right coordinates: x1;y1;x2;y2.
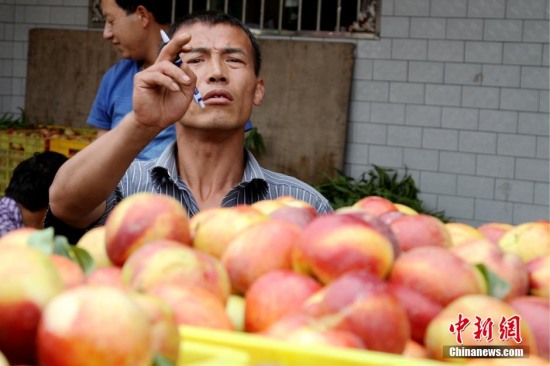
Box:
0;193;548;366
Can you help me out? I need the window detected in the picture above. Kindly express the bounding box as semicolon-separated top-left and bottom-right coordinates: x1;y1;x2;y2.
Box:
90;0;380;39
172;0;379;38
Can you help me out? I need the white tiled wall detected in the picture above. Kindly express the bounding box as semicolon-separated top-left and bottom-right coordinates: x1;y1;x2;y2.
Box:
345;0;549;226
0;0;89;115
1;0;549;226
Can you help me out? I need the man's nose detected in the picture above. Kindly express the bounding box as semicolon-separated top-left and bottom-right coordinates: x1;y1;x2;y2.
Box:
207;59;228;83
103;24;113;40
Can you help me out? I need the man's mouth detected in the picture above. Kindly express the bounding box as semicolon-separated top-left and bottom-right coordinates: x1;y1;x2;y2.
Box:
203;90;233;103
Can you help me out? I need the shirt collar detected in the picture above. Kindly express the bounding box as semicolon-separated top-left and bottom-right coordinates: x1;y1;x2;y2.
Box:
151;141;179;183
149;141;267;186
242;149;267;184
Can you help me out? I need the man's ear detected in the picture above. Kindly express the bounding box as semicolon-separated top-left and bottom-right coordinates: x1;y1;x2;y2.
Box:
253;79;265;106
135;5;151;27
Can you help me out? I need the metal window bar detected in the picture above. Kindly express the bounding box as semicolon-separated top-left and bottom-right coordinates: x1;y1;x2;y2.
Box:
168;0;380;39
260;0;265;29
278;1;283;30
336;0;341;33
316;0;322;31
297;0;303;31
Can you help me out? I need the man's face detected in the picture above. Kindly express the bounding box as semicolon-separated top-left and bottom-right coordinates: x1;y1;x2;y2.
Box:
175;23;264;130
101;0;145;60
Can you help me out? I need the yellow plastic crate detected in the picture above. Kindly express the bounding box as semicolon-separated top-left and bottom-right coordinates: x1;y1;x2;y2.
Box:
178;326;447;366
179;340;249;366
46;126;96;157
0;126;96;193
0;129;49;193
49;137;94;157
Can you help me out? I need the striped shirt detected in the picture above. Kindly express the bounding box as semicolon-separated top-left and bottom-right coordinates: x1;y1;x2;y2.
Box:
0;196;23;236
94;142;333;226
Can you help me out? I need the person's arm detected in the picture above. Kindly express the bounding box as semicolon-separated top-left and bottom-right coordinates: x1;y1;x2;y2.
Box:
95;128;108;139
49;32;196;229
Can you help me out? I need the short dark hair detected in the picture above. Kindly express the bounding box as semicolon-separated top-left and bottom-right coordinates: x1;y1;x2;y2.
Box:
5;151;68;212
171;10;262;76
115;0;172;25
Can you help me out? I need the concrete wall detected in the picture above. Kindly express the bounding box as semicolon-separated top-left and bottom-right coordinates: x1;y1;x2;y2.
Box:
1;0;548;226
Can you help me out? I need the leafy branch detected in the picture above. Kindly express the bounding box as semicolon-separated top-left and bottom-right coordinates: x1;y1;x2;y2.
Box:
313;165;451;222
0;108;31;130
244;127;266;157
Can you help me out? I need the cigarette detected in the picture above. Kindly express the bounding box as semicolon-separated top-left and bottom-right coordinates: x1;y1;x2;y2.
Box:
160;30;205;109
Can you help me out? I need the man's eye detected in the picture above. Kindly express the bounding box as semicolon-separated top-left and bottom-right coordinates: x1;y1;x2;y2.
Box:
228;58;243;63
188;59;202;64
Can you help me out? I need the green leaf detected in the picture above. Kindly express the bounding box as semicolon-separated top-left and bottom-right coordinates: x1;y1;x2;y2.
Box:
312;165;452;222
67;246;95;275
27;227;56;255
0;108;31;129
244;127;266;157
52;234;95;274
475;263;511;300
52;235;72;257
20;227;95;275
152;353;175;366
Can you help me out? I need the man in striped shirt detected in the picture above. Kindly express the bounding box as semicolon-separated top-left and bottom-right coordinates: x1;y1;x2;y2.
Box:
47;11;332;237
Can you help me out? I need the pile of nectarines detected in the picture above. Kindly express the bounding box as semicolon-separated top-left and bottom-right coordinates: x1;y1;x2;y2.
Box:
0;192;548;365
